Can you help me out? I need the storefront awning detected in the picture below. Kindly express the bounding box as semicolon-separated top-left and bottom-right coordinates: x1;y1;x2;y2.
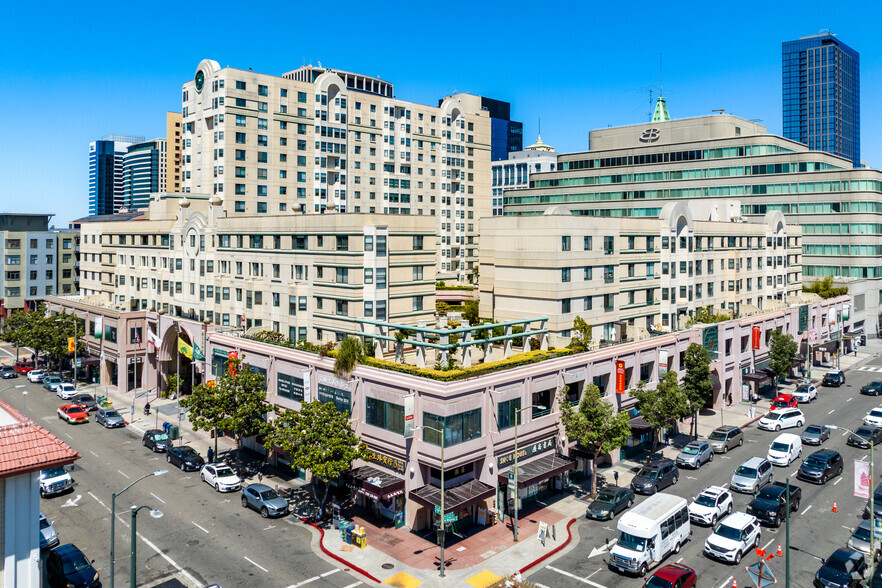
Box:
80;357;101;367
742;371;772;383
497;453;576;488
628;416;653;432
815;341;840;353
410;479;495;515
346;465;404;502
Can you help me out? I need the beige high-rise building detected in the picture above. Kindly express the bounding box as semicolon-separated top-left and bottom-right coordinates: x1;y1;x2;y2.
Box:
180;60;517;282
165;112;182;193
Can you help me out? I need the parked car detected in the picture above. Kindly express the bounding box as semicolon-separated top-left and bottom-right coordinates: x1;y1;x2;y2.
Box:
0;365;17;379
792;382;818;403
39;466;73;498
142;429;170;452
201;463;242;493
71;393;97;412
757;408;804;431
847;426;882;449
95;408;125;428
864;408;882;428
730;457;773;494
847;521;882;562
45;543;99;588
39;512;59;550
823;369;846;387
241;483;289;518
798;449;844;484
770;394;799;411
43;375;63;391
746;481;801;527
703;512;761;564
676;440;713;469
767;433;802;466
167;445;205;471
861;381;882;396
27;368;46;383
586;486;635;520
56;383;77;400
630;459;679;495
813;549;866;588
643;563;697;588
57;404;89;424
688;485;733;526
802;424;831;446
708;425;744;454
13;360;35;374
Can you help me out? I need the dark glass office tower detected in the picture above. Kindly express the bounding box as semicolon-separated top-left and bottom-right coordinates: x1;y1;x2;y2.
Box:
479;97;523;161
782;32;860;167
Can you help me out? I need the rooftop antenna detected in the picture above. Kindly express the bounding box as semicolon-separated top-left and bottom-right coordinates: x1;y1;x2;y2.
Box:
637;88;655;121
659;53;663;98
712;109;725;115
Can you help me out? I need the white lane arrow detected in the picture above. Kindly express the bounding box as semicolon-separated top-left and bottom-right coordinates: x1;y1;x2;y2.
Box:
61;494;82;508
588;538;617;558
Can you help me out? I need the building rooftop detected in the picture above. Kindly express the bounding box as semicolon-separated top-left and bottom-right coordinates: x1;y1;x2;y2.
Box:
0;399;80;479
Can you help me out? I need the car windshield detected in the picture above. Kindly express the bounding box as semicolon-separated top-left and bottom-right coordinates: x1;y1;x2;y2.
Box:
152;433;169;442
681;446;699;455
617;531;647;552
637;468;658;479
595;491;617;503
216;467;235;477
796;385;810;392
40;517;51;530
856;428;875;437
180;448;199;458
61;552;92;574
695;493;718;507
805;456;828;468
645;576;675;588
770;442;790;452
772;400;790;407
105;410;120;418
764;412;783;420
42;467;66;479
714;523;743;541
825;554;855;573
259;489;280;500
736;466;757;477
871;410;882;418
853;526;881;542
709;431;727;441
805;425;824;434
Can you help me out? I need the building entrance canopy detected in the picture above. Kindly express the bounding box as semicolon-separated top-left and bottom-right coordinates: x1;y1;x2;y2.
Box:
346;465;404;502
410;479;495;515
496;453;576;489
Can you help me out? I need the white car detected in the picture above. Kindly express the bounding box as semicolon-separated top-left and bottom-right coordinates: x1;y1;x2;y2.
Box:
27;369;46;383
56;383;77;400
791;383;818;403
704;512;761;564
766;433;802;466
688;485;734;526
757;408;804;431
200;463;242;492
865;408;882;428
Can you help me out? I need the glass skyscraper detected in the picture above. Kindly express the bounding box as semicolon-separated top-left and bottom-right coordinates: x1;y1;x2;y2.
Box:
782;32;860;167
88;134;144;216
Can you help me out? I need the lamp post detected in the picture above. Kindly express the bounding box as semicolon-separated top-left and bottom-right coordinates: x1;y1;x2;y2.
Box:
56;316;78;386
828;425;874;588
109;470;167;588
413;424;446;577
512;403;546;542
129;506;163;588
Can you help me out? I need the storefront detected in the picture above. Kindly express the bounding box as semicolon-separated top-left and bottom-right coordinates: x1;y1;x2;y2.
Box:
621;416;654;460
497;452;575;517
410;478;495;534
347;465;405;527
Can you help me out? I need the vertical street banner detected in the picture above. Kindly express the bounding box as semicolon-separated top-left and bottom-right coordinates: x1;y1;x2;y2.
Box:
658;350;669;377
855;459;871;499
302;371;312;402
752;326;761;350
67;337;75;353
403;394;415;439
227;350;238;376
615;360;626;394
94;316;103;339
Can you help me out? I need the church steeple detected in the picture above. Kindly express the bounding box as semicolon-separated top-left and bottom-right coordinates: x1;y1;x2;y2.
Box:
652;96;670;122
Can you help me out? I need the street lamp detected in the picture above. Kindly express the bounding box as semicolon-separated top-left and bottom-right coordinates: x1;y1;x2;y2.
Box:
511;404;546;542
412;424;446;577
828;425;875;588
129;506;163;588
109;470;167;588
56;316;78;386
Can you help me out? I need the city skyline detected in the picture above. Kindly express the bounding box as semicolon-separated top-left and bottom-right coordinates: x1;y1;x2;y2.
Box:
2;1;881;225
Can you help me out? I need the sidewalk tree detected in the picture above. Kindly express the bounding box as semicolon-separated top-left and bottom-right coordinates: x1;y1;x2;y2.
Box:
558;383;631;497
768;328;798;392
41;309;86;371
0;309;31;361
179;381;227;461
631;370;690;460
164;373;182;399
262;400;368;520
682;343;713;439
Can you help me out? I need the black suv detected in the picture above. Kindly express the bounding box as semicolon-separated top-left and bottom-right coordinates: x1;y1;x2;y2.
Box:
814;549;866;588
46;544;99;588
798;449;844;484
630;459;679;494
823;369;846;387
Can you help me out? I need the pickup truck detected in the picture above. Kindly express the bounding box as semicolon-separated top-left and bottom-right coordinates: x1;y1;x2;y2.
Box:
746;481;801;527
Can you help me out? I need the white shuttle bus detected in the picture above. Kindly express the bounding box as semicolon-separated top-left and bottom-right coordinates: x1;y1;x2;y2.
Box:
608;492;690;576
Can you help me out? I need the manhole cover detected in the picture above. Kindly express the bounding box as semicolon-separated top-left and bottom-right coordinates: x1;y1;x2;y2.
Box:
186;540;199;547
381;563;395;570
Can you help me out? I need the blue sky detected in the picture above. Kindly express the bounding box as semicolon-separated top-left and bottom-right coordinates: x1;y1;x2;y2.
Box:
2;0;880;226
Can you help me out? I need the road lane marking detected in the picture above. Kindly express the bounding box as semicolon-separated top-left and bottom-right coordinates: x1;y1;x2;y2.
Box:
244;556;269;573
341;583;363;588
716;577;734;588
117;469;130;479
834;477;843;485
829;409;836;414
802;505;813;515
320;570;340;578
791;470;800;478
862;455;869;461
63;432;73;439
89;450;99;458
762;538;776;550
545;566;608;588
262;525;276;531
848;397;854;402
192;522;209;534
676;557;683;563
150;492;165;504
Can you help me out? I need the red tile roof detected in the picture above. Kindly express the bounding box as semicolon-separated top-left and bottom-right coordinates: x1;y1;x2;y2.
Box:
0;400;80;478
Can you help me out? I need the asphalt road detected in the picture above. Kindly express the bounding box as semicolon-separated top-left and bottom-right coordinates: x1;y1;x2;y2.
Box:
529;359;882;588
3;377;365;588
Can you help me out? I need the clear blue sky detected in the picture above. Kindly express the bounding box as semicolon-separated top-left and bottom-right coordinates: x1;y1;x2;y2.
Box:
2;0;880;226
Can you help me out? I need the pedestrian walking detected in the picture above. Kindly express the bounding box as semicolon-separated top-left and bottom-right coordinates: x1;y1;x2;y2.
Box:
613;471;619;486
207;447;214;463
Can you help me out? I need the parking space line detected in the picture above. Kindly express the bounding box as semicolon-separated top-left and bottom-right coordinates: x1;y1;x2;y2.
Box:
89;450;99;458
192;522;209;534
762;537;775;550
117;469;130;479
320;570;340;578
802;505;813;515
829;409;836;414
716;577;734;588
244;556;268;572
546;566;608;588
834;477;843;485
862;455;869;461
341;583;363;588
150;492;165;504
848;397;854;402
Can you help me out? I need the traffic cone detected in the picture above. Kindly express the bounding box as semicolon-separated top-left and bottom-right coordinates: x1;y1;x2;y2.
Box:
833;501;838;512
732;579;737;588
777;544;783;556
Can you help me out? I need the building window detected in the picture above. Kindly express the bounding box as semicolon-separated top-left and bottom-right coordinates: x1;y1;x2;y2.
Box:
422;409;481;447
561;236;571;251
561;268;571;282
366;397;404;434
497;398;521;430
413;296;423;311
561;298;571;313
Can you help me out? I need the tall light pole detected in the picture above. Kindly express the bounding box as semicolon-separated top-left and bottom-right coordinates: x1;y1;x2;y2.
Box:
129;506;163;588
109;470;167;588
512;403;545;542
413;424;446;577
829;425;874;588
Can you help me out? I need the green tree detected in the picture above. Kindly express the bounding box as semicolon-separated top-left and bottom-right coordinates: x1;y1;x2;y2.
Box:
42;309;86;371
463;298;480;324
802;275;848;299
436;301;450;314
263;400;368;519
334;336;363;378
179;381;226;462
682;343;713;439
768;328;798;393
164;373;182;399
558;384;631;496
0;309;33;362
631;371;689;460
569;316;592;350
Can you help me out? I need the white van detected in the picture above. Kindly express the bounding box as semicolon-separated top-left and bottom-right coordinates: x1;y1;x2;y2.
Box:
609;492;690;576
767;433;802;466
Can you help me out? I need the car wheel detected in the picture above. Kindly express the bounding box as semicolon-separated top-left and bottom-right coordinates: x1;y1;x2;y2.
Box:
755;534;760;547
792;499;800;511
711;514;718;526
775;424;782;431
774;516;782;529
627;498;633;508
822;474;828;484
672;475;678;486
638;564;647;577
723;445;728;454
734;550;741;564
739;438;744;446
166;454;171;463
709;452;714;462
839;466;844;476
180;462;186;471
727;503;733;514
241;496;248;508
673;541;681;554
260;507;269;518
215;482;220;492
797;421;804;428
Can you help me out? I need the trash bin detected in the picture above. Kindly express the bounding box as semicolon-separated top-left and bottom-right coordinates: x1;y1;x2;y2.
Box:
169;425;180;440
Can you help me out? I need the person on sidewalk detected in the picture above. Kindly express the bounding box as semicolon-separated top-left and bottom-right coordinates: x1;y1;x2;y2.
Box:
207;447;214;463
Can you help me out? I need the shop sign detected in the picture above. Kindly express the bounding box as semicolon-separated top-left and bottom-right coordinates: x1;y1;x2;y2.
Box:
703;325;719;354
752;326;761;350
658;350;669;376
615;360;626;394
799;305;809;333
365;449;406;474
403;394;415;439
497;436;556;468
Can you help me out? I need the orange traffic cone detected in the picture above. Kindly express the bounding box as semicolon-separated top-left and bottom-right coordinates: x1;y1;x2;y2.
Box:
833;501;838;512
732;579;737;588
777;544;783;556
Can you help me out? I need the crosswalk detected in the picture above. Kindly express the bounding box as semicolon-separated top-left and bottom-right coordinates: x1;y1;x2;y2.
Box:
857;365;882;372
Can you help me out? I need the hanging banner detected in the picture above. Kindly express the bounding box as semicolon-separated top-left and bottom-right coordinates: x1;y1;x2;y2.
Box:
227;350;238;376
67;337;75;353
809;329;818;344
615;360;626;394
856;460;871;499
193;343;205;362
178;337;194;360
799;305;809;333
94;316;103;339
658;350;669;377
752;326;761;351
403;394;415;439
844;303;850;322
303;371;312;402
703;325;719;354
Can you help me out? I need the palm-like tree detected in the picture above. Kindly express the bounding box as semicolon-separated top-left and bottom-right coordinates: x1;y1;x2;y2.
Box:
334;336;362;378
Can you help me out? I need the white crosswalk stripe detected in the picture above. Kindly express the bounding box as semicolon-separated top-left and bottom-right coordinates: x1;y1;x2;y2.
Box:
858;366;882;372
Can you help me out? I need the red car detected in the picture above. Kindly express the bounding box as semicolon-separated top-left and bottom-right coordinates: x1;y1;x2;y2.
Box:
644;563;696;588
13;360;35;374
770;394;798;411
57;404;89;424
